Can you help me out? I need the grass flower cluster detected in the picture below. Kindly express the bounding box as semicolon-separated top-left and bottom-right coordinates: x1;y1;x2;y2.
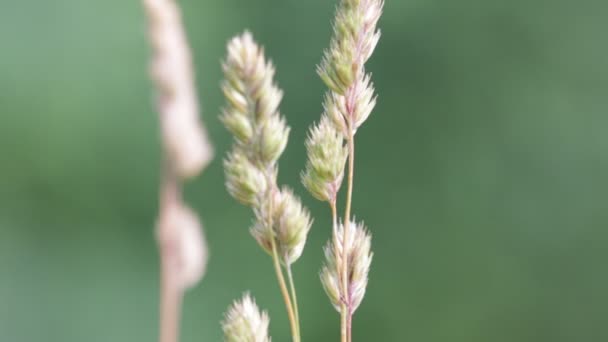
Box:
141;0;382;341
306;0;383;341
221;0;383;340
220;32;312;342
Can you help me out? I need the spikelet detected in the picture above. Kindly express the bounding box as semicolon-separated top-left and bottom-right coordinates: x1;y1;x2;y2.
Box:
250;187;313;265
222;294;271;342
302;115;348;202
272;188;313;264
321;221;373;313
224;150;268;206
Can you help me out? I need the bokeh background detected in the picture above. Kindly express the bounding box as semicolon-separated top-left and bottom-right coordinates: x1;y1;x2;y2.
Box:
1;0;608;341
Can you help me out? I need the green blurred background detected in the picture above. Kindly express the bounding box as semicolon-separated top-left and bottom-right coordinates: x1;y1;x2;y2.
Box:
1;0;608;341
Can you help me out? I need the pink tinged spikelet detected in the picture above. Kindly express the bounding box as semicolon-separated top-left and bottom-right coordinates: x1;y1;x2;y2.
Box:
302;115;348;202
251;187;313;265
273;188;313;264
351;74;377;130
321;221;373;313
323;71;377;135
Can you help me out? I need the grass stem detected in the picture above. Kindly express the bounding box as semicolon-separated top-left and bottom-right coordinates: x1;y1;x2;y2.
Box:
270;238;300;342
342;124;355;342
286;264;301;338
158;161;183;342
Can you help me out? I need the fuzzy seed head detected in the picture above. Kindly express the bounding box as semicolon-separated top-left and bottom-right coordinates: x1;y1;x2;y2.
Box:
321;220;373;313
221;31;289;168
222;294;271;342
222;32;282;123
224;151;267;206
302;115;347;202
318;0;384;94
221;32;311;262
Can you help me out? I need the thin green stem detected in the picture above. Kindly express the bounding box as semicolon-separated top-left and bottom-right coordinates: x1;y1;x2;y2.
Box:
158;159;183;342
270;238;300;342
286;264;301;339
330;200;348;342
342;125;355;342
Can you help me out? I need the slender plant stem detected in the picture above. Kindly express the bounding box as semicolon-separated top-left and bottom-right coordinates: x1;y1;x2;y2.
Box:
342;124;356;342
270;238;300;342
159;257;183;342
330;200;339;270
343;129;355;244
330;200;348;342
286;264;301;338
158;160;183;342
340;302;348;342
347;311;353;342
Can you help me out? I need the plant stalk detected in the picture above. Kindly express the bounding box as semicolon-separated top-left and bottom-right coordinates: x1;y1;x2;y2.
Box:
330;200;348;342
342;122;356;342
158;160;183;342
159;256;183;342
347;311;353;342
286;264;301;338
270;238;300;342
